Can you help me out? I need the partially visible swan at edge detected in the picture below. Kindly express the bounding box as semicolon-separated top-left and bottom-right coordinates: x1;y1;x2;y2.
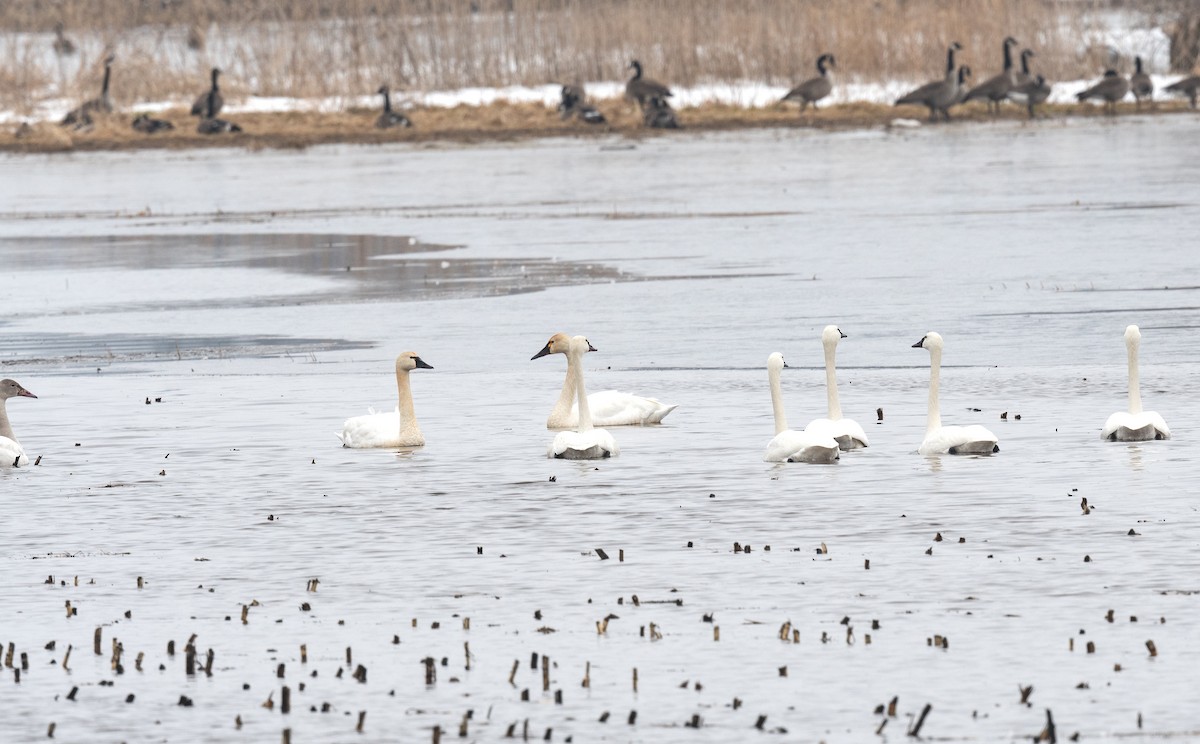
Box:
1102;325;1170;442
338;352;433;448
804;325;869;450
536;335;618;459
531;332;676;428
912;332;998;455
763;352;840;464
1;378;37;468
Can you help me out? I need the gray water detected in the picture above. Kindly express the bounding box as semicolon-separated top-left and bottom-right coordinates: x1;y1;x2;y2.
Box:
1;117;1199;743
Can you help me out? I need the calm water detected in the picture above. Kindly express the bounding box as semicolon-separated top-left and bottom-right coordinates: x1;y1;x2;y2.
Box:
2;117;1199;743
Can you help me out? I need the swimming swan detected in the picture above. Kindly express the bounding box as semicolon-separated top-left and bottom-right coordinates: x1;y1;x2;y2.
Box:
338;352;433;448
1102;325;1170;442
0;379;37;468
531;332;676;428
912;333;998;455
763;352;840;464
804;326;869;450
535;335;618;459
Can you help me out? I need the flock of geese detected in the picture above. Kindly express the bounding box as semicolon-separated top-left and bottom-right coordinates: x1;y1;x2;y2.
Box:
49;41;1200;138
0;325;1172;468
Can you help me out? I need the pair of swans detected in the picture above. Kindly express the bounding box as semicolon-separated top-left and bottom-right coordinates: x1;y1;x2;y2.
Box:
533;334;619;459
1102;325;1170;442
0;379;37;468
338;352;434;448
764;325;869;463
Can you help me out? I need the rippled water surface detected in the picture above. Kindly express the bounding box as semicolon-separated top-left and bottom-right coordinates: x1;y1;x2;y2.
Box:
2;118;1199;743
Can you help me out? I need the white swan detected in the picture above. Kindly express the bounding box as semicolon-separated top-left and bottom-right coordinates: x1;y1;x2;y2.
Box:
338;352;433;448
763;352;840;464
1102;325;1170;442
531;332;677;428
0;378;37;468
804;325;870;450
538;335;618;459
912;332;998;455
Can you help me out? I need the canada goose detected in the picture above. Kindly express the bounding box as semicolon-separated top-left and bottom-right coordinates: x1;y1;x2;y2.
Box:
895;42;964;122
1011;49;1035;90
781;53;835;112
950;66;973;106
52;22;76;56
1164;75;1200;108
196;117;242;134
375;85;413;129
1076;70;1129;114
132;114;174;133
557;83;606;124
964;37;1019;114
190;68;223;117
642;96;680;128
625;60;672;108
61;54;115;127
1011;74;1051;118
1130;56;1153;110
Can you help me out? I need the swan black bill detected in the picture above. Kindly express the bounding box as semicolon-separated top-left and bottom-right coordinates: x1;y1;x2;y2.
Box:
912;337;927;348
586;341;597;352
414;357;433;370
839;329;848;339
531;344;552;360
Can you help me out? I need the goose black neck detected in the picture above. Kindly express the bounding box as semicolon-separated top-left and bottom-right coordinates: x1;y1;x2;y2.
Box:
205;90;216;118
1003;40;1013;70
211;68;220;91
631;61;642;80
101;63;112;95
381;88;392;112
1135;57;1143;74
946;46;957;74
817;55;828;75
1021;50;1031;75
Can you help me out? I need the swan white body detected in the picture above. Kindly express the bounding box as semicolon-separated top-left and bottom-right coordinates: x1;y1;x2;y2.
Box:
763;352;840;464
539;335;618;459
537;336;676;428
0;379;37;468
804;326;869;450
913;333;999;456
1102;325;1170;442
338;352;433;448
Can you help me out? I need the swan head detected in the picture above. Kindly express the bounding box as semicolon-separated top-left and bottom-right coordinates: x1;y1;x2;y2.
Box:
532;333;596;360
569;335;596;356
1124;325;1140;345
768;352;789;372
0;379;37;401
912;332;944;351
822;325;847;345
395;352;433;372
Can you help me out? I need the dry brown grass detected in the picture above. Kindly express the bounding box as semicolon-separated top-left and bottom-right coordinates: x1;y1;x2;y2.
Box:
0;0;1178;116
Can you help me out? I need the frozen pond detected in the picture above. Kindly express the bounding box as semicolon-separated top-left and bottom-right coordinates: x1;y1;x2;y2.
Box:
2;117;1199;742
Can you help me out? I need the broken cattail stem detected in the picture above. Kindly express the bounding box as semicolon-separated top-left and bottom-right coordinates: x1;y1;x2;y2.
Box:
204;649;214;676
632;667;638;693
282;729;291;744
135;652;143;672
909;703;932;737
432;725;441;743
458;712;469;736
137;576;144;589
423;657;436;685
542;655;549;692
582;661;590;688
185;646;196;675
241;605;249;624
463;617;470;631
508;659;519;686
464;642;471;671
167;640;175;656
714;626;720;641
619;549;624;562
281;686;291;714
93;628;102;656
62;645;72;672
346;647;352;665
1146;640;1158;657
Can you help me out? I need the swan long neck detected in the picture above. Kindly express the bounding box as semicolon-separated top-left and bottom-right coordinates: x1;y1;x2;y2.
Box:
0;399;14;442
769;363;788;435
824;341;842;421
548;353;578;426
1127;337;1143;414
571;347;593;432
396;367;421;439
926;347;943;434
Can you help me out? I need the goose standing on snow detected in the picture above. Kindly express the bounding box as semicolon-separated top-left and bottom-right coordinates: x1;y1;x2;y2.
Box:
0;379;37;468
912;333;998;455
895;42;965;122
190;68;224;117
338;352;434;449
1130;56;1154;110
782;53;835;113
540;336;618;460
964;36;1019;114
1009;50;1051;118
625;60;672;108
1102;325;1170;442
375;85;413;129
763;352;840;464
61;54;115;127
804;326;869;450
532;332;676;429
1076;70;1129;114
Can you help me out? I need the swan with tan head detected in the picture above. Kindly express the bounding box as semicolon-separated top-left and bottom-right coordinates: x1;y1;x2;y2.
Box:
338;352;433;448
532;332;676;428
804;326;869;450
912;333;998;455
0;379;37;468
1102;325;1170;442
764;352;840;464
535;335;618;459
